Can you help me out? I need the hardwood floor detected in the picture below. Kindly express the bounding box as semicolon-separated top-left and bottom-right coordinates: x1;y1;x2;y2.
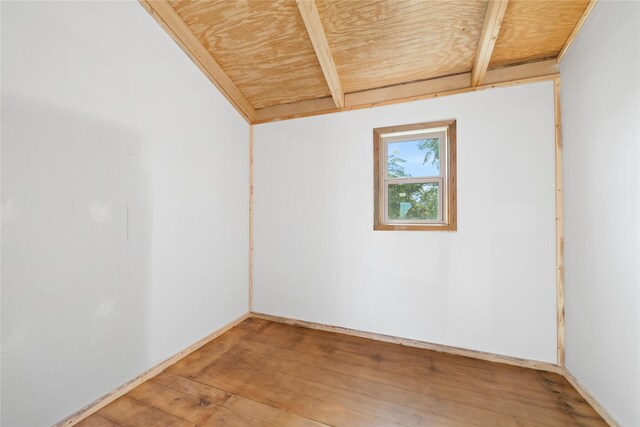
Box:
77;318;607;427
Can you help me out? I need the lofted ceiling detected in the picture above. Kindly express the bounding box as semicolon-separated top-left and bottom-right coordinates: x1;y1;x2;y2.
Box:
140;0;596;123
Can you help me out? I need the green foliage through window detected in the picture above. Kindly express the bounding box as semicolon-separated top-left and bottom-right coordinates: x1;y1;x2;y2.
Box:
418;138;440;167
386;137;441;220
388;183;439;220
388;150;408;178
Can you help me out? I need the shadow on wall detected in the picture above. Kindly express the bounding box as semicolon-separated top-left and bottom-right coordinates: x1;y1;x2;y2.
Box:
1;95;152;426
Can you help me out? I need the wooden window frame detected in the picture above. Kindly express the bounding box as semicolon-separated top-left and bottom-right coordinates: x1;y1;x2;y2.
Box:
373;120;457;231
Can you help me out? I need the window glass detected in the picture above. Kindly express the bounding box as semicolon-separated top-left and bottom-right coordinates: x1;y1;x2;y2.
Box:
387;138;440;178
387;182;440;221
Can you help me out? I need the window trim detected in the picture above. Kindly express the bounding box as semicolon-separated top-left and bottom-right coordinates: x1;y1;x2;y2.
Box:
382;128;447;224
373;120;457;231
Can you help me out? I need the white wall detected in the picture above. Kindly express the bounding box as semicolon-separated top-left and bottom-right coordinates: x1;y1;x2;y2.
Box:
1;2;249;426
254;82;557;363
560;1;640;425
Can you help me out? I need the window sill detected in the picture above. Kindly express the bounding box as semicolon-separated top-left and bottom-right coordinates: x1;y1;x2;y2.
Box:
374;223;457;231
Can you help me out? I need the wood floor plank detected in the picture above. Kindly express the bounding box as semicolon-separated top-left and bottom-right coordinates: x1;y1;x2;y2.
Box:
98;396;193;427
75;414;122;427
237;332;576;426
194;356;406;426
246;321;602;425
255;320;604;423
128;380;274;427
153;372;331;427
167;317;270;378
127;381;220;425
258;320;550;392
89;318;607;427
252;322;546;395
535;371;609;426
195;343;544;427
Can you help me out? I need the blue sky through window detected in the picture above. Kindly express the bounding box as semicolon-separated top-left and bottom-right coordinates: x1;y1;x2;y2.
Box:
387;139;440;177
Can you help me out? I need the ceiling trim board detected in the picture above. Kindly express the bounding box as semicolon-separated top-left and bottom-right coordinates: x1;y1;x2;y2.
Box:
253;60;559;123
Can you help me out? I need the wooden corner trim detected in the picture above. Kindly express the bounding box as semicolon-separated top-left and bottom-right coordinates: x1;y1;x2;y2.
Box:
554;78;565;367
53;312;250;427
138;0;255;122
249;125;255;312
562;368;621;426
250;312;562;374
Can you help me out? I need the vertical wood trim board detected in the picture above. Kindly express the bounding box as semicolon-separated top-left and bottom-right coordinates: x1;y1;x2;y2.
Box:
556;0;599;63
250;312;562;374
53;313;250;427
562;368;621;426
554;78;565;367
249;125;255;312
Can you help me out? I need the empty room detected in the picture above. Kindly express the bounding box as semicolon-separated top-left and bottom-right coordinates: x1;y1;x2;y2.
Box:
1;0;638;426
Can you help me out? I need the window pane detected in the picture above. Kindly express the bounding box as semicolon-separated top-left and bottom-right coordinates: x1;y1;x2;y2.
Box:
388;182;439;221
387;138;440;178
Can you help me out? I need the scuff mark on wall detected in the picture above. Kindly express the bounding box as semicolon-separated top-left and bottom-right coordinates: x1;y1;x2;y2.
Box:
88;202;111;223
1;199;21;225
91;298;117;323
1;322;30;352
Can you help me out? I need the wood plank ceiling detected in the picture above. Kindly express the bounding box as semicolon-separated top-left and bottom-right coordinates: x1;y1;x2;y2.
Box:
140;0;595;123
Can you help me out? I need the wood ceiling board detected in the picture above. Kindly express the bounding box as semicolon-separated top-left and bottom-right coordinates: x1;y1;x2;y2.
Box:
489;0;591;68
170;0;330;109
314;0;487;94
556;0;598;63
140;0;255;121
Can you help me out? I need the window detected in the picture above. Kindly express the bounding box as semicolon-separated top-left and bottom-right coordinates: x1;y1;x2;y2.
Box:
374;120;457;231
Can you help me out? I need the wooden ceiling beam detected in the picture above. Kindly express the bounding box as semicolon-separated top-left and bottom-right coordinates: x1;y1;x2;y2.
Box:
139;0;255;122
556;0;598;63
253;60;559;123
296;0;345;108
471;0;509;87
